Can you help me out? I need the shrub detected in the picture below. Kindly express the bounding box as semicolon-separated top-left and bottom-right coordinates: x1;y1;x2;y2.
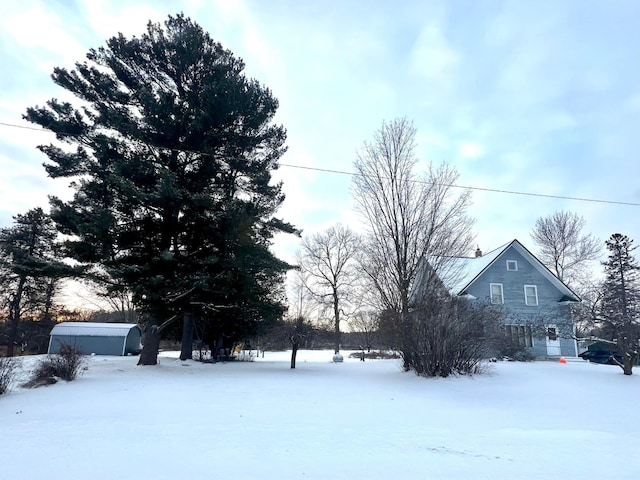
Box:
509;350;536;362
349;350;401;360
402;294;501;377
25;344;86;387
491;329;537;362
0;357;17;395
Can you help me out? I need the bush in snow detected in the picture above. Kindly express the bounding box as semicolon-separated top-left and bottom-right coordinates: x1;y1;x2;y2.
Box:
491;327;537;361
0;356;17;395
402;294;501;377
25;344;86;387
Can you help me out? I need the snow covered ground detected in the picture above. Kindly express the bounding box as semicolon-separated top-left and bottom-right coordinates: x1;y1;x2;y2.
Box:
2;350;639;480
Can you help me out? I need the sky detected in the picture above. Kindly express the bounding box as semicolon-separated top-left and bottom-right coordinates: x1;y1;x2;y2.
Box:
1;0;639;274
2;351;640;479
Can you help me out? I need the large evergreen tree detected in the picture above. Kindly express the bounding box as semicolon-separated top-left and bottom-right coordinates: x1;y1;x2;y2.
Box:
598;233;639;375
0;208;68;356
24;14;296;364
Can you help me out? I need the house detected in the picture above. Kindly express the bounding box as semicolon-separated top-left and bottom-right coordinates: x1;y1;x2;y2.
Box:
438;240;581;358
48;322;142;356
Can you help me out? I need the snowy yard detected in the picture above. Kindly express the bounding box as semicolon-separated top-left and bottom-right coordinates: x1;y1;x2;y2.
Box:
2;350;639;480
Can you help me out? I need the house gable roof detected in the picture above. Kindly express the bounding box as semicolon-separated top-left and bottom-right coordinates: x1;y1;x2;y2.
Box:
449;239;581;302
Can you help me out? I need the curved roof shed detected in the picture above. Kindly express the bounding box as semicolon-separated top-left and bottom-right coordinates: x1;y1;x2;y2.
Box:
48;322;142;356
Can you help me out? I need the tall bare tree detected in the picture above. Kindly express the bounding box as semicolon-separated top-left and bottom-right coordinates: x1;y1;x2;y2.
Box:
530;211;601;285
352;118;475;373
299;224;361;354
352;117;474;318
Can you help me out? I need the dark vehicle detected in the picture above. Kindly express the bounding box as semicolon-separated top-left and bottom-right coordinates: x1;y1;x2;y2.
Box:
579;348;623;365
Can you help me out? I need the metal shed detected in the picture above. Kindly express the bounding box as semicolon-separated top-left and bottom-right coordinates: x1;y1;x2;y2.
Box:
48;322;142;356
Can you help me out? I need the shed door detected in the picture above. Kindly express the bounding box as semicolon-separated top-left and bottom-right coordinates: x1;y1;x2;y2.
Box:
546;325;561;356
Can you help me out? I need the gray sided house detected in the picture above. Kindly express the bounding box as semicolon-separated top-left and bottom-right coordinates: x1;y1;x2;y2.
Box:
445;240;581;358
48;322;143;356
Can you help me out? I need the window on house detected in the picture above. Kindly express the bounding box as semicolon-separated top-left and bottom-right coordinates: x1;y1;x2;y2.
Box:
490;283;504;304
524;285;538;306
506;260;517;271
505;325;533;347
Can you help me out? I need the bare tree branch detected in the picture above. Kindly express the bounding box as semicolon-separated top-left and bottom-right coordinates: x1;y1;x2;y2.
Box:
298;224;361;353
530;210;601;285
352;117;475;315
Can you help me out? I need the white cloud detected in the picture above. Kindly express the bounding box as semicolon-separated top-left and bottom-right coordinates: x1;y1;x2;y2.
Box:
0;3;87;71
78;0;166;40
458;142;485;159
409;24;459;90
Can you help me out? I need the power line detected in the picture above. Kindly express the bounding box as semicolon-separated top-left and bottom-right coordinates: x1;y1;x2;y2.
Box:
0;121;52;132
280;165;639;207
1;120;639;207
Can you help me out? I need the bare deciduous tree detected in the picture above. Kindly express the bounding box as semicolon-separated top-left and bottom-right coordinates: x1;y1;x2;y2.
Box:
352;117;474;319
349;310;379;352
352;118;476;374
299;224;361;354
530;211;601;285
288;263;317;322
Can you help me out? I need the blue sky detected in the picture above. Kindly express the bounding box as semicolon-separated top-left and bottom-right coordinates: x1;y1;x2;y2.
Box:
1;0;639;271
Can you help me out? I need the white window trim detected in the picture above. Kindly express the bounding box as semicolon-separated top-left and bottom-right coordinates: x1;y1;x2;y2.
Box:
524;284;538;306
490;283;504;304
506;260;518;271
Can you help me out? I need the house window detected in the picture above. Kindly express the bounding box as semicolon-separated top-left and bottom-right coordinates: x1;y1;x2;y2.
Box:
490;283;504;304
505;325;533;347
506;260;517;271
524;285;538;306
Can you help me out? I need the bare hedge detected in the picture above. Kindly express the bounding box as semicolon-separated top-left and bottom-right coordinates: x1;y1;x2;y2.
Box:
24;344;86;388
0;357;17;395
402;294;502;377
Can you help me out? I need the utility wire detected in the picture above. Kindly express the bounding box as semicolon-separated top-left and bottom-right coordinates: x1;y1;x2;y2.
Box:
278;163;640;206
0;121;46;132
1;120;639;207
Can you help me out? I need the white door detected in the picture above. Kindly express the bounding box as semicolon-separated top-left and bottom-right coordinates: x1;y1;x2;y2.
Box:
546;325;561;356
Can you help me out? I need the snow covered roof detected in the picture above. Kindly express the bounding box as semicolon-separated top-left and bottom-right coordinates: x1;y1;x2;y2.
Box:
445;239;581;302
50;322;141;337
444;243;507;294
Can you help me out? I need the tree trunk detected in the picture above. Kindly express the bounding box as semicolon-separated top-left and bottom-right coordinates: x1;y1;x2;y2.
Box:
212;334;224;362
615;338;635;375
333;289;340;354
6;276;27;357
179;312;194;361
138;325;160;366
623;355;635;375
400;308;412;371
291;342;299;369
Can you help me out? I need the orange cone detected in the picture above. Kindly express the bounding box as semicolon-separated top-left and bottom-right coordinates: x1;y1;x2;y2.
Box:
559;357;567;364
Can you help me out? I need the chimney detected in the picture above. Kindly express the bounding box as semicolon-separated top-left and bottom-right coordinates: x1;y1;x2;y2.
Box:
475;246;482;258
